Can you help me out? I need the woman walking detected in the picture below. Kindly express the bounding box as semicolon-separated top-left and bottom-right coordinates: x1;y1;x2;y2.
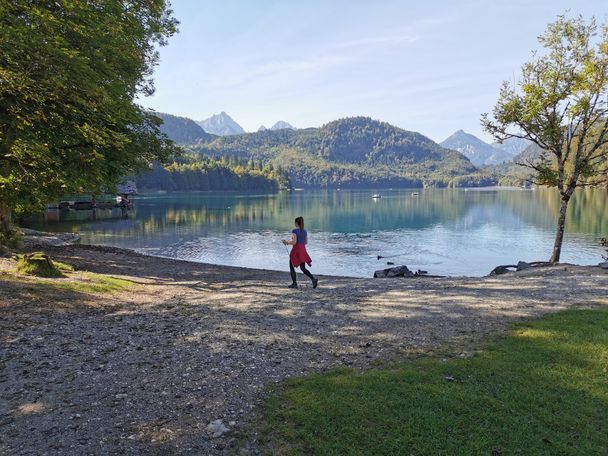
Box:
282;216;318;289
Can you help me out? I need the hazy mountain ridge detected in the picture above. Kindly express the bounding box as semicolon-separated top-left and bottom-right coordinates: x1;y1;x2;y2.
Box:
155;112;214;144
270;121;296;130
197;112;245;136
441;130;530;166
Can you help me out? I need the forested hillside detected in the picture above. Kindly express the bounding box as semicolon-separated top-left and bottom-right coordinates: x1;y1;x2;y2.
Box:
135;155;290;191
189;117;492;188
156;112;215;144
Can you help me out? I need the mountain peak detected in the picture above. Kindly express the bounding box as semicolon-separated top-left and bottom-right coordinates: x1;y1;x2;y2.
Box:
269;120;295;131
198;112;245;136
441;130;526;166
155;112;214;144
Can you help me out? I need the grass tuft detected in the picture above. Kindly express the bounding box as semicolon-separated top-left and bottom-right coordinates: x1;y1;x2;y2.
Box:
16;252;64;277
261;308;608;455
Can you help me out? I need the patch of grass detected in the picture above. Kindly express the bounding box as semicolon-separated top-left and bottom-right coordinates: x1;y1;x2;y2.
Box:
4;257;135;296
262;308;608;455
45;272;135;295
16;252;64;277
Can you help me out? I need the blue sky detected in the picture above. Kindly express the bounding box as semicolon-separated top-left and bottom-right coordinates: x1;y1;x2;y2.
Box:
140;0;607;142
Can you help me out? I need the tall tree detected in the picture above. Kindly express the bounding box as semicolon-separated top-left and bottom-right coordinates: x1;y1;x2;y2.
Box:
482;15;608;262
0;0;178;237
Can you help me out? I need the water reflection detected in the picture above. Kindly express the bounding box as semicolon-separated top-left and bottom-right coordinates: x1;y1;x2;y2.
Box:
27;188;607;277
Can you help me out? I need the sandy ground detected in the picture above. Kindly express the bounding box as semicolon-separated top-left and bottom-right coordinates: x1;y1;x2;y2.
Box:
1;244;607;455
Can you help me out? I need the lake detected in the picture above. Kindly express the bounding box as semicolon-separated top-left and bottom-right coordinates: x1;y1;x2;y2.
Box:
28;188;608;278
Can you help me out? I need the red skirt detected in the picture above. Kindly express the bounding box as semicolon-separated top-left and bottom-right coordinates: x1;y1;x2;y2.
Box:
290;243;312;268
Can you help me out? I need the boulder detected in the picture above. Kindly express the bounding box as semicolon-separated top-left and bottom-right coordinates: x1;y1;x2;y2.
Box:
599;262;608;269
374;265;413;278
490;265;517;275
516;261;531;271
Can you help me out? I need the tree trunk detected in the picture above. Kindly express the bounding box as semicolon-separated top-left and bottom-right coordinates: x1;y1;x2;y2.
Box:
0;201;11;230
550;196;570;263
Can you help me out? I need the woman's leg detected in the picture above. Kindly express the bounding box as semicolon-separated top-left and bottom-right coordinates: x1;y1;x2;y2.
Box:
300;263;315;281
289;261;297;284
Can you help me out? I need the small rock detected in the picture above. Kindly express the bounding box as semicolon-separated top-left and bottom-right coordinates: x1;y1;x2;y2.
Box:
206;419;229;438
598;262;608;269
516;261;531;271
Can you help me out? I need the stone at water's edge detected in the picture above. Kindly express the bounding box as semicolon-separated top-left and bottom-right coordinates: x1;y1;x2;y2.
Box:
517;261;531;271
490;265;516;275
374;265;413;278
599;262;608;269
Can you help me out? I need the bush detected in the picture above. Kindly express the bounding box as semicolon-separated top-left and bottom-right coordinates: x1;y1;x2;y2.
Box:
0;223;22;251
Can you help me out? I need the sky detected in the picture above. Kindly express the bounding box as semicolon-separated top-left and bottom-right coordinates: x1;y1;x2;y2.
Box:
140;0;607;143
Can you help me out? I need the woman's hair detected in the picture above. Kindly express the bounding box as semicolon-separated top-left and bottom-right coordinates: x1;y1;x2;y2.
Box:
295;216;304;231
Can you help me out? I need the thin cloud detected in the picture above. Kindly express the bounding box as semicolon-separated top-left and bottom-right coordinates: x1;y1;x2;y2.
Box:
335;35;420;49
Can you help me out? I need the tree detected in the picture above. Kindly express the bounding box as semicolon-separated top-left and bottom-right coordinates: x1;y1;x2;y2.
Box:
0;0;179;239
482;15;608;262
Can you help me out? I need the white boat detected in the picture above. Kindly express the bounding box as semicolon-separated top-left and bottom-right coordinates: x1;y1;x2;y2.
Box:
372;194;381;199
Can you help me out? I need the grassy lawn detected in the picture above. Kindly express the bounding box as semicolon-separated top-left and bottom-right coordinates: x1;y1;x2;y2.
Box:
262;308;608;455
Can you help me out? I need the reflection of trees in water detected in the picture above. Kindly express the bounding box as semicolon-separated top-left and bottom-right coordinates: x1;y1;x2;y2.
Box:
131;190;474;234
36;189;607;238
496;189;607;234
116;189;608;237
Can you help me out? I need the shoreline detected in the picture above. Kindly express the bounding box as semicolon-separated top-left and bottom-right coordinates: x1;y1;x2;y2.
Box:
18;228;604;280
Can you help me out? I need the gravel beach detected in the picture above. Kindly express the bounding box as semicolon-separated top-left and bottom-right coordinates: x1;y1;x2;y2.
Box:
1;244;607;455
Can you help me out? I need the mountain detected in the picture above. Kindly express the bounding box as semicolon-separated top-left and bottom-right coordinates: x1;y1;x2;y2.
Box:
490;142;544;186
191;117;488;188
155;112;214;144
197;112;245;136
441;130;508;166
492;137;531;157
257;125;267;132
270;121;296;131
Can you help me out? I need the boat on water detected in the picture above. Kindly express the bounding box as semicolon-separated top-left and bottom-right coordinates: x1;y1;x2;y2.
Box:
412;192;419;196
372;194;381;199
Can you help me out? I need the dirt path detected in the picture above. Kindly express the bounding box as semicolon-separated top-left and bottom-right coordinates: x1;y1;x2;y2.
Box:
1;245;607;455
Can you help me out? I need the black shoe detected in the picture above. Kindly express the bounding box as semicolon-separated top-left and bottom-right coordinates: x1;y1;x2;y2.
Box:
312;278;318;288
288;283;298;289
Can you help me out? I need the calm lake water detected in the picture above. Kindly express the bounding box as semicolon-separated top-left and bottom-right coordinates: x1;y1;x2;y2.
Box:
28;188;608;277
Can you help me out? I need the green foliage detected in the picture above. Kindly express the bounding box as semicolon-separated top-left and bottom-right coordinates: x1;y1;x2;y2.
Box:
482;14;608;261
0;222;21;250
135;154;291;191
261;308;608;455
482;14;608;190
16;252;64;277
192;117;484;188
0;1;179;216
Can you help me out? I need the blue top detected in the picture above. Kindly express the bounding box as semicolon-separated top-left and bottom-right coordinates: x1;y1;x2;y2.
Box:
292;228;307;244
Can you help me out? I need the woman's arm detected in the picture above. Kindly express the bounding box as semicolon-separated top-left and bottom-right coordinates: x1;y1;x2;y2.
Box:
282;233;297;245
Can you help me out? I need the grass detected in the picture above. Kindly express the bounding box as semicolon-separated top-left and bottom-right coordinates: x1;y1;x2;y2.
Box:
262;308;608;455
4;258;135;295
16;252;65;277
49;272;135;294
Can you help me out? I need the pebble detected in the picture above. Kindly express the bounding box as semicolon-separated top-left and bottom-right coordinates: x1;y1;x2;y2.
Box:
206;420;230;438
